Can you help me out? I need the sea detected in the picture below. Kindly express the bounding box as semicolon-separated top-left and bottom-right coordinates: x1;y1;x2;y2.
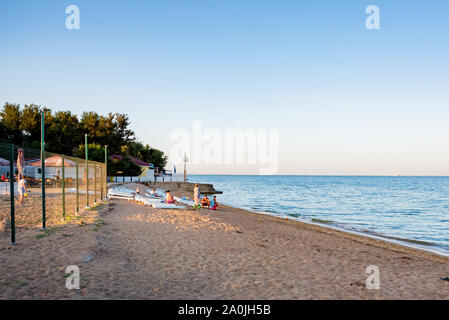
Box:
192;175;449;256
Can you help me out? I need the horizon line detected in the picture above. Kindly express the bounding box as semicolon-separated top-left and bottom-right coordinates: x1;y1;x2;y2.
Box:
188;174;449;177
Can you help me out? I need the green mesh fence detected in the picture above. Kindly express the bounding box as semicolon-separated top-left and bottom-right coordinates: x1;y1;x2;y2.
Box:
0;142;106;244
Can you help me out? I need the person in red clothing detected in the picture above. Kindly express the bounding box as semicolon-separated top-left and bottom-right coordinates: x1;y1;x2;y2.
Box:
165;190;174;203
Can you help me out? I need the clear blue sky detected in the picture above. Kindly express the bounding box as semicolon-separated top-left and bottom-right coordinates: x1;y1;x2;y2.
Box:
1;0;448;175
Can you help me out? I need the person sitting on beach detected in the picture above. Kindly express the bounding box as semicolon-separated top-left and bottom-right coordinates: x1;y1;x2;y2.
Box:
210;195;220;211
165;190;174;203
201;195;210;208
150;188;160;197
17;175;27;206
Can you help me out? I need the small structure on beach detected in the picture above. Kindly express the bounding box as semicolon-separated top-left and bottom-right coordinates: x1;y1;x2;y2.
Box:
29;155;76;167
111;154;155;182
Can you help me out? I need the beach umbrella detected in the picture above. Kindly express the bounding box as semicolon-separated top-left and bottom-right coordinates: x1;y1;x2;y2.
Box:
30;154;76;167
0;157;9;166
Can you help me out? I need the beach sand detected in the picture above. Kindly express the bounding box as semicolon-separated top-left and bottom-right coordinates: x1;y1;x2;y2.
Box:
1;183;448;299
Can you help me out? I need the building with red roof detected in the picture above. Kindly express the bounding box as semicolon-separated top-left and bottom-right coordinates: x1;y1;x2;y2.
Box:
111;155;154;169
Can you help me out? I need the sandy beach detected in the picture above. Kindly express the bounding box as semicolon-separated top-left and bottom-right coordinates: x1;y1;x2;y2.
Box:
1;183;448;299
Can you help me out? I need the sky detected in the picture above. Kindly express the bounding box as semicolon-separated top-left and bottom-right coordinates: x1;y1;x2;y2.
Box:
1;0;448;175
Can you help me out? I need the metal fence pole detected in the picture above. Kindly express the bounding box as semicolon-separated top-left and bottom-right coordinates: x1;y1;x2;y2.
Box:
76;160;79;214
94;164;97;204
62;154;65;219
105;145;108;199
85;134;89;208
9;143;16;244
100;164;103;201
41;111;46;229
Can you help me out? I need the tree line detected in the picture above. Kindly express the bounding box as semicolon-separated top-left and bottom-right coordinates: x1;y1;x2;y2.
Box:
0;103;167;176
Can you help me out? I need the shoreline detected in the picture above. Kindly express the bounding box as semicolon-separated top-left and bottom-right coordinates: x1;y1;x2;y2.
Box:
218;203;449;261
218;203;449;264
133;180;449;261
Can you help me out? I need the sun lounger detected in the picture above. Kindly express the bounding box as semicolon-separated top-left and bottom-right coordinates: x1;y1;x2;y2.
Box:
106;187;184;209
135;194;163;205
150;203;185;209
145;191;164;198
174;196;194;206
107;188;135;200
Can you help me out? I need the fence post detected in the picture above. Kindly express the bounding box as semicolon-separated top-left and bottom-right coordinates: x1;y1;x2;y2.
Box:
94;164;97;204
100;164;103;201
76;160;79;214
62;154;65;219
9;143;16;244
85;134;89;208
104;145;108;200
41;110;46;229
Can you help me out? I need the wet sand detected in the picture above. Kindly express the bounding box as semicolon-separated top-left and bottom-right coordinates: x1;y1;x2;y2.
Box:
1;183;448;299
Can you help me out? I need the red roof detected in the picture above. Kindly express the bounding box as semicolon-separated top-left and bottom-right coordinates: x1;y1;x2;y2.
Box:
30;155;76;167
111;155;153;168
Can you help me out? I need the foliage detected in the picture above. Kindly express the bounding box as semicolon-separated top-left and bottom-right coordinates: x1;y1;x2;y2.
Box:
0;102;168;175
108;155;142;177
127;141;168;170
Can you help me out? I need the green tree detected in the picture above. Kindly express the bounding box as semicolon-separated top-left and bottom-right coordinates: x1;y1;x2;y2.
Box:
127;141;167;170
0;121;6;142
74;143;105;162
47;111;81;154
79;112;136;155
0;102;167;171
0;103;23;144
20;104;41;146
108;155;142;177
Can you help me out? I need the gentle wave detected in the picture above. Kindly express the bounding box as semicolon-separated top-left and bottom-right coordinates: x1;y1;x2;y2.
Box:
192;175;449;256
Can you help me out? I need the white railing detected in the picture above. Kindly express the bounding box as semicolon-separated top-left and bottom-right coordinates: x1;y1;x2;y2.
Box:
109;173;185;183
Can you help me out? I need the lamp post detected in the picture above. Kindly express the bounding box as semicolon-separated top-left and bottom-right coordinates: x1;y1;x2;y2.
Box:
183;153;188;182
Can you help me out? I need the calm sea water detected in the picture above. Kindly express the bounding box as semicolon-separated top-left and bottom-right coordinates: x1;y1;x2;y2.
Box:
192;175;449;256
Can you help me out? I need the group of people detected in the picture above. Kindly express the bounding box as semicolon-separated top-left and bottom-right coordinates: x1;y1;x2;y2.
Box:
151;183;220;210
193;184;220;210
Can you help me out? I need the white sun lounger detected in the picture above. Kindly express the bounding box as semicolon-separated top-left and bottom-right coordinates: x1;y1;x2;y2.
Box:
150;203;185;209
174;196;194;206
135;194;163;205
107;188;135;200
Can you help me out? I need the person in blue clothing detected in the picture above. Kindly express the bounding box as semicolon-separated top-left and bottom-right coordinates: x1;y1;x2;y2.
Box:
209;195;220;211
